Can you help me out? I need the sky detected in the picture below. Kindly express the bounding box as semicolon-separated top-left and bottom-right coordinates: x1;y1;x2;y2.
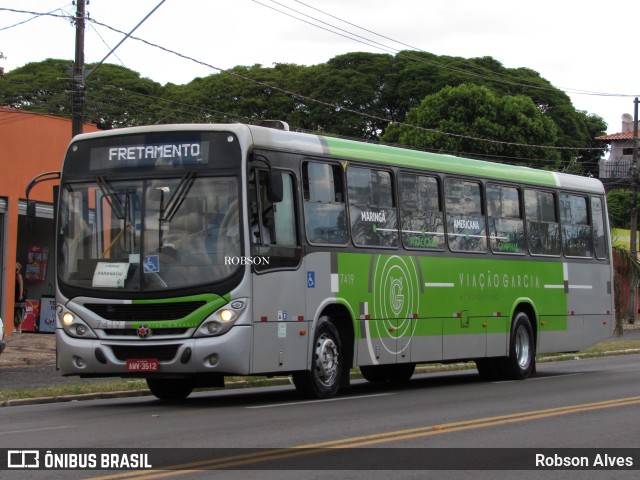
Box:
1;0;638;135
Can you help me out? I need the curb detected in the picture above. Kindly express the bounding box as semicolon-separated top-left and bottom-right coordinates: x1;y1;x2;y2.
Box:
2;349;640;407
2;390;150;407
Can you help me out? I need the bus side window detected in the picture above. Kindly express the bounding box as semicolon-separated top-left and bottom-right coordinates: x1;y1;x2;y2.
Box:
525;189;560;256
302;161;348;245
445;178;486;253
487;184;524;254
347;166;398;248
560;193;593;258
398;173;444;250
592;196;608;260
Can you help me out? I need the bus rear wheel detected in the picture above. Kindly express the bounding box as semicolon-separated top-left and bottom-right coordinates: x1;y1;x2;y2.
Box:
293;317;342;399
501;311;536;380
146;378;194;401
476;311;536;381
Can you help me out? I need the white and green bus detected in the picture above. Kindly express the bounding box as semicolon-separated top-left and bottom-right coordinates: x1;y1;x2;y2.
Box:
55;122;614;400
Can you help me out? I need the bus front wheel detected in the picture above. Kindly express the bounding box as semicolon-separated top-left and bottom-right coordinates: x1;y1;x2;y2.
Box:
146;378;194;401
293;316;342;399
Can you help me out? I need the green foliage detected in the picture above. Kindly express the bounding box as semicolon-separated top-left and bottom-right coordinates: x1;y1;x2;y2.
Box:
607;189;638;229
0;58;163;128
0;52;607;171
0;58;71;114
83;63;164;128
612;244;640;334
382;84;561;168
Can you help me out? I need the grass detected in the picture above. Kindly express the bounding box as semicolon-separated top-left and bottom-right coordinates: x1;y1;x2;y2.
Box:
2;338;639;405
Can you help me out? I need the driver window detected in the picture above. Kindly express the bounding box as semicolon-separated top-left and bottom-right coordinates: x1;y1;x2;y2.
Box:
249;169;300;271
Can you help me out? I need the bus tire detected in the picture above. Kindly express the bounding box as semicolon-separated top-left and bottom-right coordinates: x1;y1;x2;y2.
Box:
387;363;415;383
360;363;416;383
360;365;389;383
474;358;501;381
146;378;194;401
500;311;536;380
293;316;342;399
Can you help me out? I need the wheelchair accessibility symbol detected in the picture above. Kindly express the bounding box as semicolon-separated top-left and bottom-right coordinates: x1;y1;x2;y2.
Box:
307;271;315;288
144;255;160;273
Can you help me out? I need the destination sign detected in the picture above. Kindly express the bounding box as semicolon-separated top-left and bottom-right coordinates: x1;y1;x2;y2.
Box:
89;141;209;170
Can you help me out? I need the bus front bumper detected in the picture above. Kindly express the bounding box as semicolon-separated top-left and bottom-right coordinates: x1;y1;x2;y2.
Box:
56;325;252;377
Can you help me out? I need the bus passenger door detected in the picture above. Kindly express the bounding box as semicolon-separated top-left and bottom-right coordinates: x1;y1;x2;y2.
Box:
249;169;308;373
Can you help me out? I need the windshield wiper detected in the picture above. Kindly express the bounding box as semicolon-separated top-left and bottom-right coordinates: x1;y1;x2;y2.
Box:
97;176;126;220
160;171;196;223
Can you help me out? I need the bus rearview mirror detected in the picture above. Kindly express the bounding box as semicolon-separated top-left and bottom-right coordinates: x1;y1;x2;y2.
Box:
268;171;283;203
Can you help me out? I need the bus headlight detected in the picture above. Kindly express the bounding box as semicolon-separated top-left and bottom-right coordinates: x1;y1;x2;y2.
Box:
58;307;97;339
196;299;247;337
219;309;235;322
63;312;75;325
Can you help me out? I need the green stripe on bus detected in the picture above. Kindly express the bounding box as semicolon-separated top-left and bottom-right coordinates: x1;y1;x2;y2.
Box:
323;136;558;187
131;293;230;329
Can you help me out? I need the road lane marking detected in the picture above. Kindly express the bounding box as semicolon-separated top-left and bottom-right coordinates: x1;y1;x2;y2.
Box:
89;395;640;479
0;425;72;436
245;392;396;409
493;373;585;383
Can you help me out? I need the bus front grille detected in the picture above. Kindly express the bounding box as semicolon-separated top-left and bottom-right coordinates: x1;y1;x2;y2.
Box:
84;302;206;321
102;328;189;337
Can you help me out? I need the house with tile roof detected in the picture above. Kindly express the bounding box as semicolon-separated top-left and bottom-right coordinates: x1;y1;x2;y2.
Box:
597;113;638;181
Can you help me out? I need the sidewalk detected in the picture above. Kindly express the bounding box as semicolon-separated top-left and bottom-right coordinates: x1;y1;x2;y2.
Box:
0;331;56;369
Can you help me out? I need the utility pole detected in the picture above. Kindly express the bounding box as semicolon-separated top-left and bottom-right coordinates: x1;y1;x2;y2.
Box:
71;0;86;137
629;97;639;324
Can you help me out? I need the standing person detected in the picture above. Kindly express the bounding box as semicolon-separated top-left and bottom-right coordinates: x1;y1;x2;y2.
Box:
0;316;5;354
14;262;25;333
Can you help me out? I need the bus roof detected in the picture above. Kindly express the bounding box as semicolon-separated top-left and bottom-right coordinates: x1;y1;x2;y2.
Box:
248;125;605;195
69;123;605;195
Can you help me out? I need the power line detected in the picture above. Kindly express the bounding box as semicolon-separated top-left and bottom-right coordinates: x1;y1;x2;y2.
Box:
0;7;72;24
0;7;608;156
0;76;598;165
259;0;639;98
87;18;607;153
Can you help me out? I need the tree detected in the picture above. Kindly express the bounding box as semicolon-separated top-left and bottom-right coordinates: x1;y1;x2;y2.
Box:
82;63;164;128
0;52;608;168
0;59;71;114
0;59;163;128
613;244;640;335
382;84;561;167
0;51;5;77
300;52;396;140
607;189;639;229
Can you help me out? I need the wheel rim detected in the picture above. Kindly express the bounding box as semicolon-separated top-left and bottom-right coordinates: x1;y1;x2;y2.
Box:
515;325;531;370
314;333;339;387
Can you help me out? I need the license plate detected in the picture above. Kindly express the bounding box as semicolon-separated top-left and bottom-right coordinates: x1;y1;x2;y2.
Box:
126;359;159;372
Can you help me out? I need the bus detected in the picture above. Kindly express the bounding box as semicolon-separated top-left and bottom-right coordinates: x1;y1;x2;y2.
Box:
54;122;614;400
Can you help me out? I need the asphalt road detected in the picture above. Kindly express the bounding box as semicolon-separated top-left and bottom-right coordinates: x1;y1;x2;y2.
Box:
1;354;639;480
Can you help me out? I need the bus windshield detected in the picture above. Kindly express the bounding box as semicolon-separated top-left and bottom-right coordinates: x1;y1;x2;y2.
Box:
58;175;240;292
